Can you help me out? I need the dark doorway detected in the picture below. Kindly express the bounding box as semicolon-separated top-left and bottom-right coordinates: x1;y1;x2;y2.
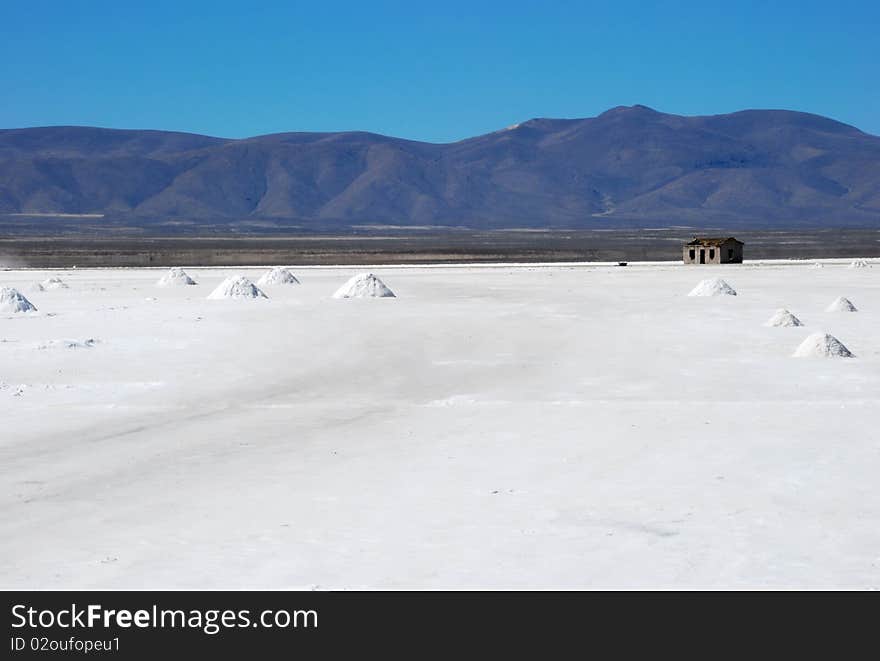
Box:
699;249;706;264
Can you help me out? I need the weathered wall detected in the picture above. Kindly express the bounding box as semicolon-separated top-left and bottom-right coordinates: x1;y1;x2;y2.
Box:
683;241;743;264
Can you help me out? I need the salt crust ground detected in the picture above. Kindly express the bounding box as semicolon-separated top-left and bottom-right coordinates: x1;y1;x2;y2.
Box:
0;260;878;589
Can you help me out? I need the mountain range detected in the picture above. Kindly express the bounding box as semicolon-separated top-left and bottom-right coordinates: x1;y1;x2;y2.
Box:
2;105;879;231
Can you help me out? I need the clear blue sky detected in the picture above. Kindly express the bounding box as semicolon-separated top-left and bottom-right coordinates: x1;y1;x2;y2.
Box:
2;0;878;142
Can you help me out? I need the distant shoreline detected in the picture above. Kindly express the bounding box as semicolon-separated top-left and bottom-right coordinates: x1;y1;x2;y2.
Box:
1;228;878;268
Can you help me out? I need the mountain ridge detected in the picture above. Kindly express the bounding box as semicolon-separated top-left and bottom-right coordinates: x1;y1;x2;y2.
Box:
2;106;879;231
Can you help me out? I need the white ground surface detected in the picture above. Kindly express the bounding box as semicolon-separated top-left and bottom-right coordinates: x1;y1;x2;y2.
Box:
1;260;878;589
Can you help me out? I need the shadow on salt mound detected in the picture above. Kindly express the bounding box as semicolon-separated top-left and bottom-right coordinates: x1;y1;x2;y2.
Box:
826;296;857;312
332;273;395;298
36;338;99;350
688;277;736;297
157;267;197;287
257;267;300;286
207;276;267;300
765;308;803;327
793;332;854;358
1;287;37;313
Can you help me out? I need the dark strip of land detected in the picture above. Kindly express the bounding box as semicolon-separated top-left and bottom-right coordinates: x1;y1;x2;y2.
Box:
1;228;878;268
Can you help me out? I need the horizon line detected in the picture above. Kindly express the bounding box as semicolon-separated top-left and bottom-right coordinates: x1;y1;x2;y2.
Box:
1;105;873;144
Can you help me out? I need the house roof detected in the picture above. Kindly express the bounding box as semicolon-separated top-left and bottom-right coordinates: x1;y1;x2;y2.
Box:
685;237;743;246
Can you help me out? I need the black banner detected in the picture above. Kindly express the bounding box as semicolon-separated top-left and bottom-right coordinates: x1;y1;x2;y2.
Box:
1;591;874;657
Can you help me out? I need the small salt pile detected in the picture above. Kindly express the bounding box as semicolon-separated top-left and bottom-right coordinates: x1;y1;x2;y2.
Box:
826;296;857;312
849;259;870;269
36;338;99;350
764;308;803;327
157;267;197;287
40;276;68;290
332;273;395;299
792;332;854;358
257;267;300;286
0;287;37;313
687;277;737;297
207;276;267;300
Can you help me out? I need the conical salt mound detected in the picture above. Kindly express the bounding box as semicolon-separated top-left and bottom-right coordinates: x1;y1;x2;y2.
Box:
332;273;395;299
812;262;825;269
765;308;803;327
688;277;737;297
40;276;68;290
793;332;854;358
207;276;268;300
257;267;300;286
826;296;857;312
849;259;870;269
0;287;37;313
157;267;197;287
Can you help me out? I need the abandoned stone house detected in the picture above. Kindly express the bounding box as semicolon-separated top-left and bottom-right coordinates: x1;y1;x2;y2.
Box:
683;237;744;264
